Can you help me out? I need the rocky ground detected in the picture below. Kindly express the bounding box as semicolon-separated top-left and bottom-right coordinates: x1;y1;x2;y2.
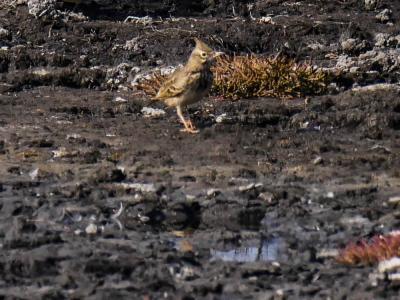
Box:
0;1;400;299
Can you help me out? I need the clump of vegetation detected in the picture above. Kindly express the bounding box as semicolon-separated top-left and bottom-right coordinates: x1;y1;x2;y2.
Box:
212;55;328;99
337;233;400;265
136;55;329;99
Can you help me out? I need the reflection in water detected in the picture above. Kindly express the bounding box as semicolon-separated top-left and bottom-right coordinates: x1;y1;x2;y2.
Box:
210;238;282;262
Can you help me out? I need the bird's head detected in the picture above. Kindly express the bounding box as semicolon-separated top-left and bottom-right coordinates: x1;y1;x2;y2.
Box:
189;38;224;66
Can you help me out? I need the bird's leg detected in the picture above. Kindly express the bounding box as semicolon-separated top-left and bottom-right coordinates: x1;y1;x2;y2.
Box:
176;105;199;134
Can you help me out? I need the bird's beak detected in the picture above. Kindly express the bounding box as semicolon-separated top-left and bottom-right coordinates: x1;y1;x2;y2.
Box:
212;51;224;58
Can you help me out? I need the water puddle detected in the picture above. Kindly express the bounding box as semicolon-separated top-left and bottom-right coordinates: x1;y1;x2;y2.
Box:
210;237;283;262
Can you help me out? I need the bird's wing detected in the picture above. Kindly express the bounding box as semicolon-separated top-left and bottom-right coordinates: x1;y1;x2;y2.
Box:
155;69;200;99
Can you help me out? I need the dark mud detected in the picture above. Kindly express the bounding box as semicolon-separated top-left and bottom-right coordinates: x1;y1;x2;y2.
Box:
1;1;400;299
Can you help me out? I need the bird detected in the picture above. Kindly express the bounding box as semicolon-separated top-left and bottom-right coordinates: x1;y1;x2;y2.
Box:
154;38;223;134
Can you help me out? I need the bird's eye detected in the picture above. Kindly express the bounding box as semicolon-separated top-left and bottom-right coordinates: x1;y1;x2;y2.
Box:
200;52;207;58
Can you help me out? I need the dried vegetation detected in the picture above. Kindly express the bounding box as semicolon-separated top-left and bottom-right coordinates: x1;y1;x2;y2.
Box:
137;55;329;100
337;233;400;265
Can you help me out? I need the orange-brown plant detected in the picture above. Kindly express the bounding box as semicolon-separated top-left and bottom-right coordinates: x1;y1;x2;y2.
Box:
211;55;328;100
337;234;400;265
136;55;328;100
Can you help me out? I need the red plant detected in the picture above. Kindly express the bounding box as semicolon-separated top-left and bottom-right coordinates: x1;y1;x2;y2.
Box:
337;233;400;265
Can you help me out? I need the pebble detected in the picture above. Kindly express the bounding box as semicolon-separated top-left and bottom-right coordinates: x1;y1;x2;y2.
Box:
141;107;166;118
215;113;227;123
85;223;98;235
312;156;323;165
206;188;220;197
119;182;157;193
0;28;10;39
29;168;39;180
113;96;128;103
378;257;400;273
317;249;339;259
364;0;378;10
239;183;255;192
376;9;392;22
388;196;400;204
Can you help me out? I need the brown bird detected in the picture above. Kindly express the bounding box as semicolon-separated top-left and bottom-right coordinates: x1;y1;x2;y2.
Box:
154;38;223;133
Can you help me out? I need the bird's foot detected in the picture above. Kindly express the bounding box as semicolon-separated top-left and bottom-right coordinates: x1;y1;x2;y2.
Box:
180;120;199;134
186;120;197;130
180;126;199;134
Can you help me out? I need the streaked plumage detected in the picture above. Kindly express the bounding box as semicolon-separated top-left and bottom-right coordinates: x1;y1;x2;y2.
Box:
155;38;223;133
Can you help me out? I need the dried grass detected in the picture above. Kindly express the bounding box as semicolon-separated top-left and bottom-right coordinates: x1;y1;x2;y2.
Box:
337;234;400;265
136;55;328;100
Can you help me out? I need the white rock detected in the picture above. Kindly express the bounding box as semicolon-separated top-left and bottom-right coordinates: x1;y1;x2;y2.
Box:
317;249;339;259
215;113;227;123
207;188;220;197
364;0;378;10
312;156;323;165
66;133;81;140
325;191;334;199
378;257;400;273
119;182;157;193
375;33;390;47
339;215;370;226
388;196;400;204
388;273;400;281
141;107;166;118
52;147;68;158
239;183;255;192
27;0;57;18
376;9;392;22
341;38;358;52
0;28;10;39
85;223;97;235
113;96;128;103
124;37;141;52
29;168;39;180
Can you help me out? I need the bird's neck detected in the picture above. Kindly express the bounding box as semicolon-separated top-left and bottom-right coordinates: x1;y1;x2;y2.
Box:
186;54;207;73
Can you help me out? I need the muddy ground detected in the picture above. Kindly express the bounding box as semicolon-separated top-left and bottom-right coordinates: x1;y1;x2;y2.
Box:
0;1;400;299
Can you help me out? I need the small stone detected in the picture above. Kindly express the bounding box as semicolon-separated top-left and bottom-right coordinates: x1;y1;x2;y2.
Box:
378;257;400;273
85;223;98;235
141;107;166;118
375;33;390;47
119;182;157;193
238;183;255;192
275;289;284;297
325;191;334;199
364;0;378;10
29;168;39;180
376;9;392;23
312;156;323;165
28;0;57;18
317;249;339;259
388;196;400;204
341;38;357;51
66;133;82;140
340;215;370;226
186;194;196;201
52;147;69;158
113;96;128;103
207;188;220;197
0;28;10;39
138;214;150;222
259;16;275;24
215;113;227;123
259;192;274;203
349;67;360;73
388;273;400;281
